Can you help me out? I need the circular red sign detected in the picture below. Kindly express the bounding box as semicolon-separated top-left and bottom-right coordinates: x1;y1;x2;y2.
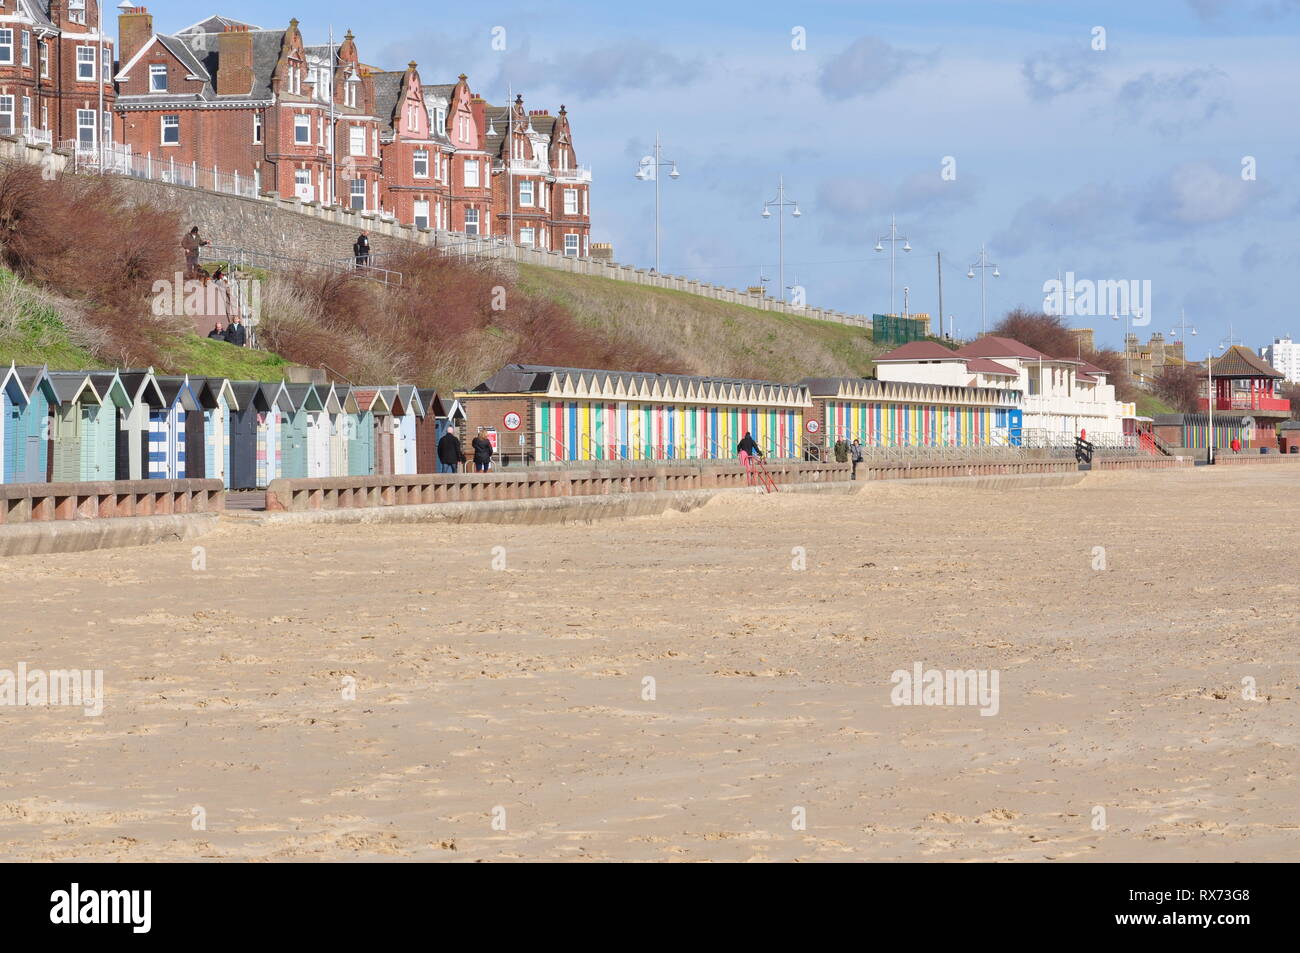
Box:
503;411;522;431
806;419;820;433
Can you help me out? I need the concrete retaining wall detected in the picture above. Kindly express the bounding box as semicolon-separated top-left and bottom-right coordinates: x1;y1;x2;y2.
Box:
0;513;220;557
0;479;224;524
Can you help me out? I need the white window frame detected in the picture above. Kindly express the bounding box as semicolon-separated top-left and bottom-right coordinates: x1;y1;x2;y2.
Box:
39;39;48;77
413;199;430;229
0;96;13;136
464;208;479;236
0;29;12;65
436;107;446;134
519;227;535;248
519;180;534;207
252;113;262;144
349;125;365;157
344;78;357;108
77;108;95;147
21;30;29;67
463;159;479;188
76;46;95;82
349;178;365;211
150;64;167;92
161;114;180;145
21;95;30;134
412;148;428;178
564;234;579;256
294;114;310;145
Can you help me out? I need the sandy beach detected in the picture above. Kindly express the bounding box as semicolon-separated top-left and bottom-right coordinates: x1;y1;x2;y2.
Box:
0;465;1297;862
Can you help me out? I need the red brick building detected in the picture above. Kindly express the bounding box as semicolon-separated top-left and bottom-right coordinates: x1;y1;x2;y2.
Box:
114;11;380;207
110;10;590;245
0;0;115;149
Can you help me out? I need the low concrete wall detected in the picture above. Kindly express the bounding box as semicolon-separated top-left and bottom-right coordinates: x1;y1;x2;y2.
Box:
265;462;849;512
0;513;220;557
0;479;224;524
860;456;1187;481
1210;454;1300;467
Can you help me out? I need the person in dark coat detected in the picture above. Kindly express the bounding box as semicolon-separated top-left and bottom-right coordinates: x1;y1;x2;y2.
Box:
437;427;464;474
353;231;371;268
471;427;493;473
850;439;863;480
224;315;247;347
182;226;209;277
737;431;762;485
207;321;225;340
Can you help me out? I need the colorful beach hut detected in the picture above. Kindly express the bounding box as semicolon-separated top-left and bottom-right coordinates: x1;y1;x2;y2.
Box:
415;389;449;473
280;383;324;480
10;365;60;484
116;370;168;480
313;383;340;477
256;381;292;486
392;385;424;475
47;371;127;483
330;385;358;478
194;378;238;487
351;388;391;476
151;377;204;479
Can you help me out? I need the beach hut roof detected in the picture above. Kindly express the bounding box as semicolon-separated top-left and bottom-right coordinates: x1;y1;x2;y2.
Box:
86;371;134;409
118;369;168;408
155;376;203;412
417;387;448;418
284;382;325;413
195;377;238;411
352;387;392;414
228;380;270;412
398;384;425;417
13;365;60;407
258;380;294;412
317;382;342;414
46;371;101;405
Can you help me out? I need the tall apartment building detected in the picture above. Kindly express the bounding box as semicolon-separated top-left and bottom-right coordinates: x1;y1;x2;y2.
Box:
1260;336;1300;384
0;0;115;148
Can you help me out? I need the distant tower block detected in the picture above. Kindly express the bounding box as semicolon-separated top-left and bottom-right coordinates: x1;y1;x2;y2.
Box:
590;243;614;261
1067;327;1094;352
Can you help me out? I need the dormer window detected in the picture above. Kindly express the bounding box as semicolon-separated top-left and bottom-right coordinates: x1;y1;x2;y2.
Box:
436;108;446;134
69;0;86;25
150;64;167;92
344;76;357;108
288;65;302;96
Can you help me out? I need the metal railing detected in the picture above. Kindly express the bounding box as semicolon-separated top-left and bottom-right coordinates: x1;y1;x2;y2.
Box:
66;141;260;198
201;243;401;287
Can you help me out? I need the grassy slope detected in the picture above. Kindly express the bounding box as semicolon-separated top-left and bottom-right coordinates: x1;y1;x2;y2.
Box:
517;264;881;381
0;267;290;378
1135;393;1175;417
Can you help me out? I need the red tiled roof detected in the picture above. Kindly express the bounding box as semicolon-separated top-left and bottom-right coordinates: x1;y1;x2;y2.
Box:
352;388;381;411
964;358;1018;376
954;336;1054;361
1077;361;1107;375
874;340;962;362
1076;372;1098;383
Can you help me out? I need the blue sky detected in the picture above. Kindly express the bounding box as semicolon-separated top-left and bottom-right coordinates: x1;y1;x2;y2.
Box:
153;1;1299;351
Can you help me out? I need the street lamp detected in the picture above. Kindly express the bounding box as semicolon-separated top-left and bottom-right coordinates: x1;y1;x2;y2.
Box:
761;175;801;303
635;131;679;273
874;214;911;317
967;243;999;334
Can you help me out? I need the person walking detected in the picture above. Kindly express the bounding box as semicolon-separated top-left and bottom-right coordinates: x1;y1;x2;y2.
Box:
353;231;371;269
182;226;209;278
471;427;493;473
850;439;863;480
737;430;762;485
437;426;464;474
224;314;247;348
833;438;849;463
207;321;226;340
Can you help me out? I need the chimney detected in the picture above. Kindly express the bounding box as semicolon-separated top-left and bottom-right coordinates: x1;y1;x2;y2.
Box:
469;96;486;140
118;6;154;67
217;25;254;97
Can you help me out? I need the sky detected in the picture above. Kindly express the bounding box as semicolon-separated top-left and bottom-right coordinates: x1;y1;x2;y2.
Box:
147;1;1299;351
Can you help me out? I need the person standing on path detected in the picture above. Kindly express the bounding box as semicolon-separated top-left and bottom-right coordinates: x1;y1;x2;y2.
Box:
851;439;863;480
471;427;493;473
182;226;209;278
437;426;465;474
353;231;371;269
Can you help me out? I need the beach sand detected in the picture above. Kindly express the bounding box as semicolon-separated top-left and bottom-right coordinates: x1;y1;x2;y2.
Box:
0;465;1296;862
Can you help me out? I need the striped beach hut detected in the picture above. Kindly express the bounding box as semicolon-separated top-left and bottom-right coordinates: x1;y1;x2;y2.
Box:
227;381;270;490
116;370;168;480
151;377;204;479
256;380;292;486
280;383;323;480
11;366;60;484
330;384;357;477
351;387;390;475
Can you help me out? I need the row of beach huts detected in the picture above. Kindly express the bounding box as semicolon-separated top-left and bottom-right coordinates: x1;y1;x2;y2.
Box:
1;364;463;488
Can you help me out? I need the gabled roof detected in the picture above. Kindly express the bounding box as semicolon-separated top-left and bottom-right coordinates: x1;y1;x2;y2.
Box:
229;380;271;412
417;387;448;418
119;370;167;408
86;371;134;409
398;384;425;417
874;341;963;362
117;27;288;104
1209;345;1284;379
155;376;203;412
351;387;392;413
283;382;325;413
46;371;100;405
954;336;1054;361
199;377;239;411
964;358;1019;376
177;14;263;35
14;365;59;407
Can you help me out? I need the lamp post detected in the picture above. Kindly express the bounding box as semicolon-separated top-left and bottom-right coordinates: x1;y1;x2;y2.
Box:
761;175;801;303
967;243;1000;334
874;214;911;317
634;132;679;273
1111;311;1133;378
